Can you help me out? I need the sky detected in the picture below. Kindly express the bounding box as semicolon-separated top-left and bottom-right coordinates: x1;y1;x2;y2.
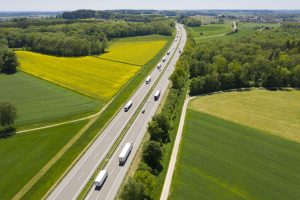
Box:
0;0;300;11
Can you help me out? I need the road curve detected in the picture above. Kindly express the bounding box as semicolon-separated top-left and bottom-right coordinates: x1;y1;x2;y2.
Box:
84;24;187;200
47;24;185;200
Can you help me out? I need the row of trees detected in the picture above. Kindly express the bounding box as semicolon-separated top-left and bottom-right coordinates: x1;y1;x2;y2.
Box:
120;33;194;200
178;16;201;27
0;41;18;74
0;20;174;56
62;9;168;22
189;25;300;95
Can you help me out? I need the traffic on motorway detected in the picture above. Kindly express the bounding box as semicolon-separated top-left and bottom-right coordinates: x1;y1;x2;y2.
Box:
47;24;186;200
85;24;186;200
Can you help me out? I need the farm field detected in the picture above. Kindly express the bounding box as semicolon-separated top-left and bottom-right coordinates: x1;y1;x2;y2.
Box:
170;110;300;200
0;72;100;128
99;35;170;66
191;22;280;43
0;120;87;200
189;23;232;43
17;35;169;101
189;89;300;143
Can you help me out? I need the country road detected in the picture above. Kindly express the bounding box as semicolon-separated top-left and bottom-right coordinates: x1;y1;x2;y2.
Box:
47;23;186;200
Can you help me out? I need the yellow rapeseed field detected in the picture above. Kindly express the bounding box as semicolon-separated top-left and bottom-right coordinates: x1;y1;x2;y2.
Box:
17;36;168;101
99;39;167;66
17;51;139;101
189;89;300;143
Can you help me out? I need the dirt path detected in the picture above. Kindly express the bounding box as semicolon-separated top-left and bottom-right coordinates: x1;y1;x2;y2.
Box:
160;95;194;200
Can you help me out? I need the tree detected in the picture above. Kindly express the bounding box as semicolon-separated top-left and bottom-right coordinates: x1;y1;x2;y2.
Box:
120;178;146;200
142;141;162;170
148;120;163;142
152;114;170;143
134;170;157;196
0;102;17;127
292;65;300;87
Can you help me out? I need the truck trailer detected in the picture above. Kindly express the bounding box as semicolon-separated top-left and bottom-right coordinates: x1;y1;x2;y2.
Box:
94;170;108;188
124;101;133;112
119;142;133;165
154;90;161;101
145;76;151;84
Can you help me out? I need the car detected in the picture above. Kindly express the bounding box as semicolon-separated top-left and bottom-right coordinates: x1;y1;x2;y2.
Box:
141;109;145;114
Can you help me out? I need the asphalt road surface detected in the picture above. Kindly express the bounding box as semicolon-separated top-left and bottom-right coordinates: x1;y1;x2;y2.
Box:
85;24;187;200
47;23;186;200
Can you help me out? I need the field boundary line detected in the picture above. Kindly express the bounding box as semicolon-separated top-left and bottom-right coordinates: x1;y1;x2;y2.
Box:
160;95;194;200
12;117;97;200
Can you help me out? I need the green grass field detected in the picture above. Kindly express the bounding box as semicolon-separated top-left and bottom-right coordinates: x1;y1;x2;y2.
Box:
0;120;87;200
189;89;300;143
0;72;100;128
191;22;280;43
170;110;300;200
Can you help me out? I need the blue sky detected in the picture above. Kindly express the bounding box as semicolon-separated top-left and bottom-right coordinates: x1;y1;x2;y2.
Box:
0;0;300;11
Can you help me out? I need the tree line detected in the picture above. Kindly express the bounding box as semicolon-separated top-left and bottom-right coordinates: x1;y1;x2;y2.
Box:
0;20;174;56
178;16;202;27
189;24;300;95
120;33;194;200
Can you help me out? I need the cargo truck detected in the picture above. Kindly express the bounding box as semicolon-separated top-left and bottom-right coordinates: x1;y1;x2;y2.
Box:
119;142;133;165
162;57;167;62
157;63;162;69
124;101;133;112
154;90;161;101
167;51;170;55
94;170;108;188
145;76;151;84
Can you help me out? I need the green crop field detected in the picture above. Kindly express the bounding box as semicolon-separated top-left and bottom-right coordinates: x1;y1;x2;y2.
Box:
191;22;280;43
0;120;87;200
170;110;300;200
17;35;168;101
189;89;300;143
0;72;100;128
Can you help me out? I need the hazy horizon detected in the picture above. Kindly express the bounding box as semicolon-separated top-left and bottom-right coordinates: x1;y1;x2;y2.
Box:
1;0;300;12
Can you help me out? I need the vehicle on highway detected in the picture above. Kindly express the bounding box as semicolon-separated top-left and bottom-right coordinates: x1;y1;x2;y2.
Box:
145;76;151;84
124;100;133;112
119;142;133;165
162;56;167;62
141;109;145;114
94;170;108;188
167;50;171;55
179;49;182;54
154;90;161;101
157;63;162;69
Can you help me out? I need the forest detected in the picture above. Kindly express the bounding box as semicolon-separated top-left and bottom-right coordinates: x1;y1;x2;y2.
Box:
189;23;300;95
0;19;174;56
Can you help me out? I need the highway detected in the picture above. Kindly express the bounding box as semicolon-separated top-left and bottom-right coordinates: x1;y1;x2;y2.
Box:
47;23;186;200
85;24;187;200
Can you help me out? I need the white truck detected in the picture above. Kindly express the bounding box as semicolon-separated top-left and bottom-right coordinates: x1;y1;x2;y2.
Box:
124;100;133;112
145;76;151;84
94;170;108;188
154;90;161;101
162;56;167;62
119;142;133;165
157;63;162;69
